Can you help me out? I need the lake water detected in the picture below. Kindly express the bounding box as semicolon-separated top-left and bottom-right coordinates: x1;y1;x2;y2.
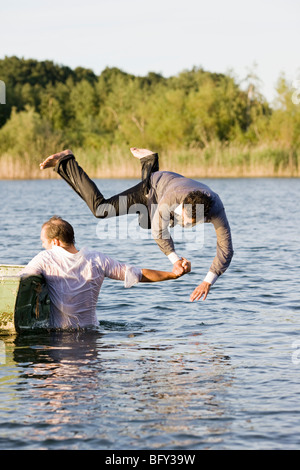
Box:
0;177;299;450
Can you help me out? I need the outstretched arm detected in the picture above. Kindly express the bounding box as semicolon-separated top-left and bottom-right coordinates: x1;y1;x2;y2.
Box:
102;254;191;287
190;208;233;301
141;258;191;282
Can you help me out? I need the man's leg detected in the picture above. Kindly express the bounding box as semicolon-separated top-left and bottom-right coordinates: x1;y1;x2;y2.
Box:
130;147;159;184
129;148;159;228
40;150;149;220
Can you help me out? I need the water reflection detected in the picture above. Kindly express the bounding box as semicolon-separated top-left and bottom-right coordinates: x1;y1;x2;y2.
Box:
0;328;234;449
13;329;102;364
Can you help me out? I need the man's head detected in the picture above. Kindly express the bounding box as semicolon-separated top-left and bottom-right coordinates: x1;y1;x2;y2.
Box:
182;191;213;225
41;216;75;250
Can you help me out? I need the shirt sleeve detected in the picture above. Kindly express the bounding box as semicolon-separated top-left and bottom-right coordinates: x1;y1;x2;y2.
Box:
19;252;44;276
124;266;143;288
101;255;142;288
203;271;219;285
167;252;181;264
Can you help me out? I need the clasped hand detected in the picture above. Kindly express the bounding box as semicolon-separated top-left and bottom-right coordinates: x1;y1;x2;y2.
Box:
172;258;191;277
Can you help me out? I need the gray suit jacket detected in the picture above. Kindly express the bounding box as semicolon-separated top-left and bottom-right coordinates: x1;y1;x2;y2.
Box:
147;171;233;277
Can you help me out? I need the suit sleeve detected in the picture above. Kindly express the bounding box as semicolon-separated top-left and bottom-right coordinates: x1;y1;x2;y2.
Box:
151;200;176;256
208;208;234;279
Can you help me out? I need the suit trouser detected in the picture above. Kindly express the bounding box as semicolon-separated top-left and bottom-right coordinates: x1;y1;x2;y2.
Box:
54;153;159;228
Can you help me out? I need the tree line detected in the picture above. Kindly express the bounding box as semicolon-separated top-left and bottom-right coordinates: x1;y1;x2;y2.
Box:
0;56;299;178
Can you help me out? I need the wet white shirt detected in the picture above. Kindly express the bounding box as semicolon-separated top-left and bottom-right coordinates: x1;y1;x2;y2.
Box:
21;246;142;329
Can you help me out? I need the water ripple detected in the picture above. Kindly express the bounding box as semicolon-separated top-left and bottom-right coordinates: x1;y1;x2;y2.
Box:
0;178;300;449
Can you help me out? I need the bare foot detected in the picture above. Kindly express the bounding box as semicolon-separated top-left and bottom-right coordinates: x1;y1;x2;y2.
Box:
39;149;73;170
130;147;155;159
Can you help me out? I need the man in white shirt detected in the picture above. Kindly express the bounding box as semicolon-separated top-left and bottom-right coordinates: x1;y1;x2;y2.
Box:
21;216;191;329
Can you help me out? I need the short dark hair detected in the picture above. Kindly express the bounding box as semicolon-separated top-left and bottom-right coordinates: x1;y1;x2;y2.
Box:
183;191;213;219
42;216;75;245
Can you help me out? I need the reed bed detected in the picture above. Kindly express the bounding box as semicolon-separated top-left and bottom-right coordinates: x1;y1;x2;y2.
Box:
0;143;298;179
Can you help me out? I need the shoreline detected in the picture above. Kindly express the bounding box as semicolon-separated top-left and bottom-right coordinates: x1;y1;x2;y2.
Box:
1;172;299;180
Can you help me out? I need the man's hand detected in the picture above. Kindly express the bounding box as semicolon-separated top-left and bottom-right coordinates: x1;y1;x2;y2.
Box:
181;258;191;273
172;258;191;277
190;281;211;301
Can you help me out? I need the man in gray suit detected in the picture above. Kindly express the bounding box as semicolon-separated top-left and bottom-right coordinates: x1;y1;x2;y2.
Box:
40;148;233;302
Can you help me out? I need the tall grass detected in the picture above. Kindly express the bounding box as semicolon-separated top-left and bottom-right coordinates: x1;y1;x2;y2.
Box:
0;141;298;179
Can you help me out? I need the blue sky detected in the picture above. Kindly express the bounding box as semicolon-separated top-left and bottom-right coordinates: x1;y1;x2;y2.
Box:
1;0;299;102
